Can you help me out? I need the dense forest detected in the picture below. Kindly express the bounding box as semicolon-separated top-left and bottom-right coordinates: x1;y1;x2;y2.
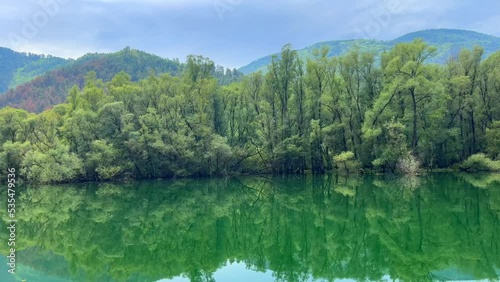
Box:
0;48;183;113
239;29;500;74
0;47;69;93
1;39;500;184
0;47;243;113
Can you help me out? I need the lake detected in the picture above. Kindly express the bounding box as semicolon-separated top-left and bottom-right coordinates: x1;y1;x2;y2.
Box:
1;173;500;282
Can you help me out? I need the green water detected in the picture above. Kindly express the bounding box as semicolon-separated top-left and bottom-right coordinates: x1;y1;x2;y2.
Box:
1;173;500;282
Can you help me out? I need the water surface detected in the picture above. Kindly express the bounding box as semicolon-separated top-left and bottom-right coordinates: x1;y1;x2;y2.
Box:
1;173;500;282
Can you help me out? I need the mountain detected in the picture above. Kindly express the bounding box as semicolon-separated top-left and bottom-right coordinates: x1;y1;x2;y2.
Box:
0;47;183;112
0;47;70;93
2;29;498;113
238;29;500;74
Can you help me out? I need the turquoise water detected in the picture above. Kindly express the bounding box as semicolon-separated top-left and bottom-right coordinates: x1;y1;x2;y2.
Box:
1;173;499;281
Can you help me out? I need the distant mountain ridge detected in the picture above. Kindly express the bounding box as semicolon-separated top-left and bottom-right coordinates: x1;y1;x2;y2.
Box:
0;48;183;112
0;47;70;93
1;29;499;112
0;47;243;113
238;29;500;74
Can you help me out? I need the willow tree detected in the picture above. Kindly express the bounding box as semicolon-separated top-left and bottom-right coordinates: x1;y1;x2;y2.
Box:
446;47;484;158
264;44;305;172
267;44;298;142
336;49;380;164
481;52;500;161
306;47;335;172
364;39;446;166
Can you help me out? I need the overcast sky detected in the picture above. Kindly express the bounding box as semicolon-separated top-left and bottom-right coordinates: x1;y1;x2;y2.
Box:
1;0;499;68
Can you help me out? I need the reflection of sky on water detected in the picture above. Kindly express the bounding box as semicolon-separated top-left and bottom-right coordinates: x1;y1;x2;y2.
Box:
0;255;68;282
157;262;274;282
155;261;498;282
3;241;495;282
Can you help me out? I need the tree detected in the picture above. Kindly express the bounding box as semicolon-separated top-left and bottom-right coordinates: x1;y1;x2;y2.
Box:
335;49;380;164
381;39;439;149
446;47;484;158
486;121;500;159
86;140;125;180
306;47;335;172
0;107;30;143
1;41;500;182
365;39;446;166
333;151;360;174
21;141;83;183
372;120;409;172
267;44;298;142
185;55;215;83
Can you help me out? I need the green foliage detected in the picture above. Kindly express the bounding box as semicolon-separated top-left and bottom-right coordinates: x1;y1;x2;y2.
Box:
333;151;360;174
273;136;306;173
372;120;408;171
1;41;500;183
0;106;30;144
239;29;500;74
21;142;83;183
396;153;421;175
0;141;30;172
459;153;500;172
86;140;125;180
10;56;69;89
0;47;69;94
0;48;242;113
486;121;500;159
3;175;500;281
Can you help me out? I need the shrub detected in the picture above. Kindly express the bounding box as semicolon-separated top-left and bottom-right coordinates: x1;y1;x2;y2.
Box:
371;120;408;172
459;153;500;172
21;143;83;183
333;151;361;174
397;153;421;175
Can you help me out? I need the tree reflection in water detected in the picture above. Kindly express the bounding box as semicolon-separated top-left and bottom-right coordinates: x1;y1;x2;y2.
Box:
0;173;499;282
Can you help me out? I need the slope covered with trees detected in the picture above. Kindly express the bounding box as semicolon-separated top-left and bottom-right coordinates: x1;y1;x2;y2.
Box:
1;40;500;184
0;48;183;113
0;48;242;113
0;47;69;93
239;29;500;74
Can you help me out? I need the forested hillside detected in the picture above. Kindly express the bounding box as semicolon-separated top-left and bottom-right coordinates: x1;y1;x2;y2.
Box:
0;47;69;93
1;40;500;183
0;48;183;113
239;29;500;74
2;29;497;113
0;48;242;113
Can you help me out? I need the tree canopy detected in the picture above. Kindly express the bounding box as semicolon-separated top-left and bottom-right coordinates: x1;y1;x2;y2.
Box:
1;40;500;183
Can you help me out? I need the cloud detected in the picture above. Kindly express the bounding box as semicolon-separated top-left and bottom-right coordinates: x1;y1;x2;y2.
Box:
11;40;101;59
469;15;500;37
0;0;497;68
0;5;22;20
397;0;456;14
343;0;460;40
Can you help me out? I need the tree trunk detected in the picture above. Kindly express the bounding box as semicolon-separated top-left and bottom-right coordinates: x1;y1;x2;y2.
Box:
410;88;418;149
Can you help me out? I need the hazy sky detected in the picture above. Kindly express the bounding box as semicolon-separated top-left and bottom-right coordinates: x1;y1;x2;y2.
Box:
1;0;499;68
